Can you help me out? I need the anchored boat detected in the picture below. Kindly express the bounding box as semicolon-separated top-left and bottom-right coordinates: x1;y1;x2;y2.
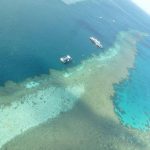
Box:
90;36;103;48
60;55;72;64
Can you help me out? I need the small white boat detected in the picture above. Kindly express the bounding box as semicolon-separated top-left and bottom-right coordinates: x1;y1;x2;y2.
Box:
60;55;72;64
90;36;103;48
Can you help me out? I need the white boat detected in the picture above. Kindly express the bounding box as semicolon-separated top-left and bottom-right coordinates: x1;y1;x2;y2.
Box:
60;55;72;64
90;36;103;48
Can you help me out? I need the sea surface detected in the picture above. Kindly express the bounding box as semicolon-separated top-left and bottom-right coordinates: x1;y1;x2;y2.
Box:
0;0;149;84
0;0;150;149
114;35;150;130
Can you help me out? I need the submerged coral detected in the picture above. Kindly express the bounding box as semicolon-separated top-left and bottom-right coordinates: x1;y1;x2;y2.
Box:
1;31;150;150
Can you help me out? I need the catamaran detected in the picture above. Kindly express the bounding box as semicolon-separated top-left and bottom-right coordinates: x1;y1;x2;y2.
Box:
60;55;72;64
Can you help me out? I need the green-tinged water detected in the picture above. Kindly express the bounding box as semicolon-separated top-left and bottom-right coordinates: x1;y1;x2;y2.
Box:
1;31;150;150
1;0;150;149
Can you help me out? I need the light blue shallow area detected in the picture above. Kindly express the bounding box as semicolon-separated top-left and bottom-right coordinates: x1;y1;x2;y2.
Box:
114;36;150;130
0;0;150;131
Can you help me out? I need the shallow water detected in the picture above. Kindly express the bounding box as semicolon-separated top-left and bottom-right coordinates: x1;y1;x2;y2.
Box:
1;0;150;149
1;31;149;150
114;36;150;130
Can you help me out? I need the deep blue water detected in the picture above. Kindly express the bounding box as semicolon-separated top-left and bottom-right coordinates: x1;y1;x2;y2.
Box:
0;0;150;130
0;0;150;84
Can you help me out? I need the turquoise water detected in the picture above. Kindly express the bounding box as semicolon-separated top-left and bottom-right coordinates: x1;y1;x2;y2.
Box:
0;0;150;133
114;36;150;130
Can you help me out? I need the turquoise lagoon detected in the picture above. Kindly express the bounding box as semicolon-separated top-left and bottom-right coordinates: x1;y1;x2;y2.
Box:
114;36;150;130
0;0;150;149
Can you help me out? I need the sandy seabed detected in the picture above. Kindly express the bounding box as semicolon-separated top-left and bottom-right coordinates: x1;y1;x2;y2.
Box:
0;31;150;150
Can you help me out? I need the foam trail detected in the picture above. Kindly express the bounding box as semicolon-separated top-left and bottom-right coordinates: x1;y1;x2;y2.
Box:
0;85;84;148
